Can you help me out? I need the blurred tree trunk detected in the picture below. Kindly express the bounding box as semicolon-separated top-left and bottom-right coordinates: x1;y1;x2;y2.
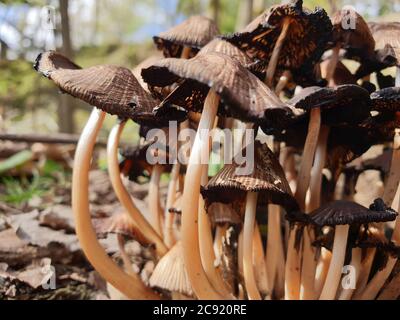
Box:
209;0;220;27
328;0;337;14
58;0;75;134
235;0;254;30
0;39;7;60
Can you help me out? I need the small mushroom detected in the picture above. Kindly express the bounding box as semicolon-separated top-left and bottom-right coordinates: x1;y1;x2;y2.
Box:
202;141;296;299
153;15;219;59
308;199;397;300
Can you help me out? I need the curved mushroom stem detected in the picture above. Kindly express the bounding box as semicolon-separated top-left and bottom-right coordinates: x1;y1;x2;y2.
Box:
73;108;159;299
265;18;291;88
301;125;330;300
181;89;223;299
314;247;332;296
284;225;302;300
107;121;167;257
148;164;164;236
254;223;269;297
382;128;400;205
164;162;180;248
266;204;284;294
319;224;349;300
275;70;291;95
352;248;376;298
377;270;400;300
243;191;262;300
199;167;233;298
295;108;322;211
117;233;135;276
338;248;362;300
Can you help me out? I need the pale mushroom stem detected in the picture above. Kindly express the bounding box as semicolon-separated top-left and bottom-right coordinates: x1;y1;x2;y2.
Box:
164;162;180;248
338;248;362;300
265;18;291;88
180;89;223;299
149;164;164;236
314;247;332;296
73;108;159;299
214;224;227;260
284;226;302;300
243;191;262;300
326;44;340;85
319;224;349;300
295;108;322;210
285;107;321;299
199;166;233;298
352;248;376;298
382;128;400;205
117;233;135;276
266;204;284;293
301;124;330;299
253;223;270;296
275;70;291;95
107;122;167;257
377;271;400;300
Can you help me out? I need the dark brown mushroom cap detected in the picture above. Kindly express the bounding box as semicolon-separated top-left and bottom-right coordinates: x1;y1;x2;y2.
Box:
119;142;172;183
309;199;398;227
287;84;371;126
34;51;185;126
142;52;295;127
368;21;400;65
331;8;375;61
201;141;298;213
153;15;219;58
221;0;332;75
371;87;400;113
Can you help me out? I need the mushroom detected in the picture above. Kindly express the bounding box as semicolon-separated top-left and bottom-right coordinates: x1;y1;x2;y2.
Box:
329;7;375;81
153;15;219;59
34;51;160;299
222;0;332;88
308;199;397;300
202;141;297;300
149;241;194;299
142;51;296;299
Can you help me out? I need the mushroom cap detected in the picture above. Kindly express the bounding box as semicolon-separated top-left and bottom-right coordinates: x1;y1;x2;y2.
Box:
221;0;332;74
34;51;185;126
368;21;400;65
371;87;400;113
331;8;375;61
153;15;219;58
92;213;151;246
142;51;295;127
287;84;371;126
201;141;298;213
149;241;193;296
309;199;398;227
207;202;242;226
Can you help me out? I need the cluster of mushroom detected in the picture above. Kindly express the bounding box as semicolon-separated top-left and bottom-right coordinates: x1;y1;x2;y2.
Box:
34;0;400;300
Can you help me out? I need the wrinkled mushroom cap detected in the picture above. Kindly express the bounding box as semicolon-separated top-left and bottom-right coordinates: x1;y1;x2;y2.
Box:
92;213;151;246
371;87;400;113
222;0;332;74
368;21;400;65
201;141;298;213
309;198;398;227
153;15;219;58
288;84;371;125
149;241;193;296
207;202;242;226
34;51;184;126
331;7;375;60
142;51;295;127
